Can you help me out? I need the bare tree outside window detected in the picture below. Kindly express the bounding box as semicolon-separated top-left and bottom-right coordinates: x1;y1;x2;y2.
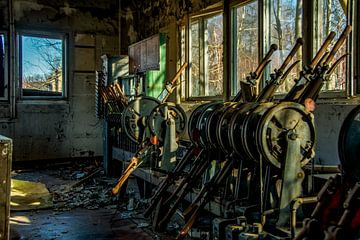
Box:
21;35;64;97
190;13;223;97
233;1;258;96
268;0;303;94
205;14;223;96
316;0;347;91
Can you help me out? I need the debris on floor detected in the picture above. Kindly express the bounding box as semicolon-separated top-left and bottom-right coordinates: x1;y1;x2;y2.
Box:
10;159;177;240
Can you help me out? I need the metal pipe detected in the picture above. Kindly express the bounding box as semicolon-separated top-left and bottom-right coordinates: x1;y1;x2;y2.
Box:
290;196;317;239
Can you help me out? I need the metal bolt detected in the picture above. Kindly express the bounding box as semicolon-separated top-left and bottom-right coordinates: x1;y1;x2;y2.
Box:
297;172;304;179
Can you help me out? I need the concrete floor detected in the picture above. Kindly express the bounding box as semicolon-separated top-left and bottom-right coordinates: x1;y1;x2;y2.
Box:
9;163;175;240
11;208;156;240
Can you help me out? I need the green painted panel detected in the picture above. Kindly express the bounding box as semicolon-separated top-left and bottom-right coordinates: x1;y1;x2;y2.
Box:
146;33;166;98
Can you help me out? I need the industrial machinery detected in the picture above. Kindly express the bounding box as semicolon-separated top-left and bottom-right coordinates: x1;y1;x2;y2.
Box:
111;63;188;195
144;44;278;231
294;104;360;240
141;25;352;240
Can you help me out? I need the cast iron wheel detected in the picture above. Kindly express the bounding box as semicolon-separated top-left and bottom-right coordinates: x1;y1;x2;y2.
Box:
229;102;259;157
242;102;275;162
147;103;187;143
121;96;160;143
256;102;316;168
216;102;242;154
188;102;215;145
196;102;224;148
205;102;232;149
338;105;360;182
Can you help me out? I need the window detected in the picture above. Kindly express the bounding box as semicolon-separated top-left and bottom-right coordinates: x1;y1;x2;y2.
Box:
0;33;7;100
20;33;66;98
314;0;348;92
180;25;186;99
189;13;223;97
231;1;259;96
265;0;303;94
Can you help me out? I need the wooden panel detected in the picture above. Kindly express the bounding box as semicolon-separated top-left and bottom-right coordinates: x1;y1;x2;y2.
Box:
146;35;160;70
128;34;160;73
0;136;12;240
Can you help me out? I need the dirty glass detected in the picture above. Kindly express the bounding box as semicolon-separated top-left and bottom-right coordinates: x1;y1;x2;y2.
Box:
315;0;347;92
205;14;223;96
21;35;64;97
232;1;258;96
180;25;186;99
266;0;303;94
190;21;201;97
0;34;5;98
190;13;223;97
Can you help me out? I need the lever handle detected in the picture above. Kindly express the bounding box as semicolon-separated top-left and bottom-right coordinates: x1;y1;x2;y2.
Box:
253;44;278;77
278;38;304;74
309;31;336;69
324;25;352;66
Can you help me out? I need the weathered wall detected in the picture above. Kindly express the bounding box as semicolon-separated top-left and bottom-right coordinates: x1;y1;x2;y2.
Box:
119;0;221;52
0;0;119;161
314;102;359;166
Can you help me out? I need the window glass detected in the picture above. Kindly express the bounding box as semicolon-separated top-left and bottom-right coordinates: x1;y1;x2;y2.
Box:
232;1;258;96
315;0;347;91
190;21;201;97
190;13;223;97
21;35;64;97
0;34;5;98
267;0;303;94
181;25;186;99
205;14;223;96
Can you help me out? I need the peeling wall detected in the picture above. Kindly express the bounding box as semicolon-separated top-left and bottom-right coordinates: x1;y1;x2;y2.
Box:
0;0;119;161
119;0;221;53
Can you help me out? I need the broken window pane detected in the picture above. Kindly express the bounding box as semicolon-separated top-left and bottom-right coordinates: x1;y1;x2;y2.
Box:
232;1;259;96
0;34;5;98
190;13;223;97
21;35;64;97
266;0;303;94
315;0;347;92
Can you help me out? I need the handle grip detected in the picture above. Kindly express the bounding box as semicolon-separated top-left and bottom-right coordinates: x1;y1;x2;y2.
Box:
111;158;139;195
170;62;188;85
324;25;352;66
278;38;304;74
309;31;336;69
254;44;278;77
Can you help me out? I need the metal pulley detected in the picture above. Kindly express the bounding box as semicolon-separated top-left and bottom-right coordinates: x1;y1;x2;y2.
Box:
196;102;224;148
206;102;235;149
188;102;222;147
121;96;161;143
188;103;213;144
147;103;187;143
338;105;360;182
255;102;316;168
228;102;261;157
242;102;275;162
215;102;242;154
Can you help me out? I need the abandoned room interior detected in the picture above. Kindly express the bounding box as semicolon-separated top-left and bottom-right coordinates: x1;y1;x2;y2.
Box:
0;0;359;239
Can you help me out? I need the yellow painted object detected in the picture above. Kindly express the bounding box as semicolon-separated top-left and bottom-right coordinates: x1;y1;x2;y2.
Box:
10;179;53;211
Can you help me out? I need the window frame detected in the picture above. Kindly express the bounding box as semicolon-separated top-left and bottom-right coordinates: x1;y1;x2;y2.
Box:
0;31;9;101
181;0;358;102
311;0;352;98
187;9;224;101
18;30;68;100
230;0;260;98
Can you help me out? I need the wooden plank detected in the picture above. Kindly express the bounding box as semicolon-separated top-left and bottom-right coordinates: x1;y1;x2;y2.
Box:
0;136;12;240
